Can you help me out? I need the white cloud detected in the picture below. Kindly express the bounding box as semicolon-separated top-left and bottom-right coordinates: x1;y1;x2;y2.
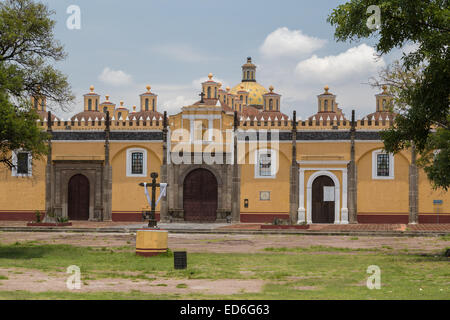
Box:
151;44;214;63
191;76;227;89
163;95;197;113
295;44;385;82
260;27;326;59
98;67;133;86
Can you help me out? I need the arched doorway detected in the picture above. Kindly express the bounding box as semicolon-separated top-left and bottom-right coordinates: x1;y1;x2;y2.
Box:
311;175;335;223
183;169;218;222
68;174;90;221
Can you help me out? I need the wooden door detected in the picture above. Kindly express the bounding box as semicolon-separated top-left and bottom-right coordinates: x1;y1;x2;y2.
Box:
312;176;335;223
183;169;218;222
68;174;90;221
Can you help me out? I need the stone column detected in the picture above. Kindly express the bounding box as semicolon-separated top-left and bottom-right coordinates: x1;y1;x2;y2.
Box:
103;111;112;221
409;143;419;224
348;110;358;224
160;111;170;222
289;111;299;224
45;111;53;219
231;111;241;223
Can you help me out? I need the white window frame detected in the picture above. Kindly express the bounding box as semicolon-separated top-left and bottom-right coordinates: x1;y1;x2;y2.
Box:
11;150;32;177
126;148;147;177
254;149;277;179
372;149;394;180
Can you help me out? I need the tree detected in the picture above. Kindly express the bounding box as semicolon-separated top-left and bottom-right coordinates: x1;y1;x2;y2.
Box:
0;0;74;168
328;0;450;190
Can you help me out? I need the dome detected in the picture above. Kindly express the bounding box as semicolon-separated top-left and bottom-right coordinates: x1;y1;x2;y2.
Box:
230;81;268;106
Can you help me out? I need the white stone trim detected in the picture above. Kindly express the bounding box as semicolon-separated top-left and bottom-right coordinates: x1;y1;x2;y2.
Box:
126;148;148;177
298;160;350;165
11;150;32;177
372;149;394;180
298;167;348;225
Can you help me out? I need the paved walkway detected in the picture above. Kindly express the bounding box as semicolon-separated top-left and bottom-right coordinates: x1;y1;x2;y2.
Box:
0;221;449;235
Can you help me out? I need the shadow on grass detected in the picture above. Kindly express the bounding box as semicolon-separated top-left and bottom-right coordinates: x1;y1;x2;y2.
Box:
0;244;76;260
0;246;49;260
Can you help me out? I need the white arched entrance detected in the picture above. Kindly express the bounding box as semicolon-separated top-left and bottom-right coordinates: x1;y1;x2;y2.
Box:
298;168;348;225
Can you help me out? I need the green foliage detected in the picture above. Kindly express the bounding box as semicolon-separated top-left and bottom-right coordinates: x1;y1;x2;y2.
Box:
0;0;74;168
328;0;450;189
34;210;41;223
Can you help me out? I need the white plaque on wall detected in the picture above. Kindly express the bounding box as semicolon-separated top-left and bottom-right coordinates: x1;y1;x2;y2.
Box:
323;187;335;202
260;191;271;201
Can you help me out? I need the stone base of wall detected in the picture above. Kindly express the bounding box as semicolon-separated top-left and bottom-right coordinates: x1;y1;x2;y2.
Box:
240;213;290;223
0;211;45;221
357;213;450;224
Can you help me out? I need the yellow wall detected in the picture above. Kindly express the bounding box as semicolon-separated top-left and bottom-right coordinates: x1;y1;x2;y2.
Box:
0;156;46;214
357;148;409;214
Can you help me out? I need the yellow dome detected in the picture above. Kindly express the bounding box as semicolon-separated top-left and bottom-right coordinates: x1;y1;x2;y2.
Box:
230;81;268;106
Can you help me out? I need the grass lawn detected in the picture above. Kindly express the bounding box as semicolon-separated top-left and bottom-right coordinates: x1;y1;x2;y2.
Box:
0;242;448;300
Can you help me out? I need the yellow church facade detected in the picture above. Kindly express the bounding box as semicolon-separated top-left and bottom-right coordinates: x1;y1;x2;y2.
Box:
0;58;448;224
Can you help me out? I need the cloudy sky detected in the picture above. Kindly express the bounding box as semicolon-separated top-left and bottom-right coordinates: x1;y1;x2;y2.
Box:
45;0;411;119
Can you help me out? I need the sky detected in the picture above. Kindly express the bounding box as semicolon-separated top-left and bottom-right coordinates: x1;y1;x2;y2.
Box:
44;0;412;120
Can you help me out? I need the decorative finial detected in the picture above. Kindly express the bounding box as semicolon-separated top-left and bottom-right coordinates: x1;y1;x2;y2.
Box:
208;73;213;80
240;85;244;90
324;85;329;93
382;85;388;93
146;85;151;92
90;85;95;93
226;86;230;92
269;85;274;93
247;57;252;63
105;94;109;101
218;82;222;88
120;100;124;107
133;105;136;112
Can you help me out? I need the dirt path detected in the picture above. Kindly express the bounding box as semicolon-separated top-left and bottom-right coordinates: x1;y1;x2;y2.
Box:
0;232;447;254
0;267;263;295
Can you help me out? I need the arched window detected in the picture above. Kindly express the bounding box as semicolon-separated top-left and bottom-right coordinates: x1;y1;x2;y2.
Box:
255;149;277;178
251;71;254;80
269;99;273;110
382;99;386;109
214;87;217;98
126;148;147;177
118;112;122;120
240;95;243;101
88;99;92;111
103;107;108;113
207;87;211;99
95;100;98;111
145;99;149;111
324;100;328;111
34;99;38;110
247;71;250;80
331;101;334;111
372;149;394;179
276;99;279;110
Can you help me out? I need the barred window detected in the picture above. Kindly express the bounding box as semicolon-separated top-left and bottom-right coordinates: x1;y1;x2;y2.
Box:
17;152;30;175
259;153;272;177
131;152;144;175
377;154;390;177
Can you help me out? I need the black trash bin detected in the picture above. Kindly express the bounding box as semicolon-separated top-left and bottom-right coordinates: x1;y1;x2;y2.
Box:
174;251;187;270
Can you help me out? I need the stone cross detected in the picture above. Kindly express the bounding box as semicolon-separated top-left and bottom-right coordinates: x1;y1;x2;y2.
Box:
139;172;163;228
